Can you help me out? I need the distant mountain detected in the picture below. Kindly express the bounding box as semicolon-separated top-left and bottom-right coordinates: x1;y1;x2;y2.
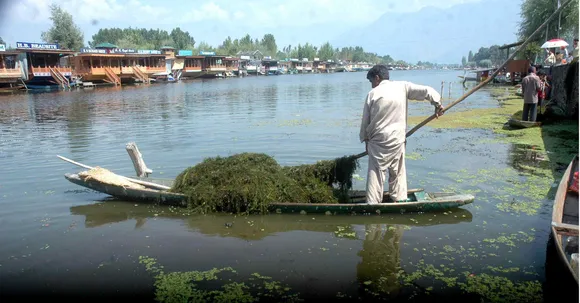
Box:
330;0;522;64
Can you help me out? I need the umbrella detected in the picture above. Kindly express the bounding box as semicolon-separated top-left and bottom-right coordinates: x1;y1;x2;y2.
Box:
541;38;569;48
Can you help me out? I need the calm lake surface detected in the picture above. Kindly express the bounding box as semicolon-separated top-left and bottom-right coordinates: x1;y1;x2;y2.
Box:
0;70;568;302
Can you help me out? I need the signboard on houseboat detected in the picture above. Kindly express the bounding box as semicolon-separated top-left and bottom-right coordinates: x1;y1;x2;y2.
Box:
16;42;59;50
110;48;137;54
199;51;216;56
240;55;250;60
178;50;193;56
0;44;5;52
80;48;107;54
138;49;162;55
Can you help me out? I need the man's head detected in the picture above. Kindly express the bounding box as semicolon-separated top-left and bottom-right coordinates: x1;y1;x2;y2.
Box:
366;65;390;88
528;66;536;74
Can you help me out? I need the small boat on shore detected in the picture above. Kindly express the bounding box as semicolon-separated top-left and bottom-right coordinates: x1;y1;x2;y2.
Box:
59;153;475;215
507;117;542;128
551;155;579;284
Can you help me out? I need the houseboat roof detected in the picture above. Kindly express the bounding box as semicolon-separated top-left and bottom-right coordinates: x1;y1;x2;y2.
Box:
0;51;21;56
16;49;76;55
177;55;205;59
224;57;239;61
122;53;166;58
94;42;118;49
262;59;278;62
75;53;126;57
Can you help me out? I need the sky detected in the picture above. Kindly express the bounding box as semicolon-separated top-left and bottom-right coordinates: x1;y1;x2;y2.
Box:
0;0;485;56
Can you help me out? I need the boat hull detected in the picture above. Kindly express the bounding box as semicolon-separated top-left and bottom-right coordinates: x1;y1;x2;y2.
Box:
507;118;541;128
64;173;475;214
550;155;579;284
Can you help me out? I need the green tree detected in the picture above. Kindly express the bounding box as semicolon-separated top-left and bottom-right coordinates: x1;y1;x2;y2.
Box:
468;50;474;62
171;27;195;50
260;34;277;56
41;4;84;50
0;37;4;45
317;42;335;61
519;0;579;42
461;56;467;66
478;59;492;67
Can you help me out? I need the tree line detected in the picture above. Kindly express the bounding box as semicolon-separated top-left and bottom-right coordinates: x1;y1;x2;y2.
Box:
26;4;403;65
461;0;579;67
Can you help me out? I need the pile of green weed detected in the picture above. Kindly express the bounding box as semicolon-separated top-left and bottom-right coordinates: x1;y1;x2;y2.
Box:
170;153;359;214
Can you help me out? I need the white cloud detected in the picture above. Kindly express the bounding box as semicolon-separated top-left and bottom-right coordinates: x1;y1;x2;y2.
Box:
180;2;230;23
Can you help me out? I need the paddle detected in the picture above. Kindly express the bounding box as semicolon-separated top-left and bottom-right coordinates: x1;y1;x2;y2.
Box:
350;0;573;161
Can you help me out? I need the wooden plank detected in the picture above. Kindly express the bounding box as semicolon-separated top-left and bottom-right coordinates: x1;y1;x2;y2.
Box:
552;222;579;236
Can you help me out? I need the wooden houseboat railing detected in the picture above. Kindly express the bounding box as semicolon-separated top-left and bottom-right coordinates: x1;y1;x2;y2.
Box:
0;67;22;78
31;66;72;74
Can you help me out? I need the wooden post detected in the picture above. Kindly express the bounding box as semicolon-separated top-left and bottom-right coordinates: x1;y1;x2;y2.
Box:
126;142;153;177
440;81;444;99
448;82;452;100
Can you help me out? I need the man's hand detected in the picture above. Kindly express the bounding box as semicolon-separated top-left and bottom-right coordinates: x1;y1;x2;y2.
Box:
434;104;444;118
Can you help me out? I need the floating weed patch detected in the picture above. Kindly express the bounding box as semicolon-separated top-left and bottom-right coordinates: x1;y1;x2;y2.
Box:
400;259;542;303
334;226;357;239
278;119;313;127
406;152;425;161
483;231;535;248
139;256;302;303
496;201;541;215
459;273;542;303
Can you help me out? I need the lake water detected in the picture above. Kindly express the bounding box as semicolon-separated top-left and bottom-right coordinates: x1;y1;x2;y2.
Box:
0;70;571;302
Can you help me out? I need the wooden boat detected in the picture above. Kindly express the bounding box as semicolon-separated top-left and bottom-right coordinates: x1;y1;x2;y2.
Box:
551;155;579;283
63;171;475;215
507;117;542;128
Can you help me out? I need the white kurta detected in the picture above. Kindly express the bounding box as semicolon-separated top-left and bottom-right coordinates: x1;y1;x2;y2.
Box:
359;80;441;203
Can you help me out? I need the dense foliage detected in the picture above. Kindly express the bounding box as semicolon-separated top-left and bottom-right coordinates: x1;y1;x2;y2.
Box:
41;4;84;50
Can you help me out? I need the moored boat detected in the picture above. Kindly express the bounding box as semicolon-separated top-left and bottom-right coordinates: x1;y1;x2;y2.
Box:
551;155;579;284
507;117;542;128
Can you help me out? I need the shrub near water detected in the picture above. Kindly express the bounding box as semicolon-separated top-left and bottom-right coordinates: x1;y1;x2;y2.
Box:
170;153;355;214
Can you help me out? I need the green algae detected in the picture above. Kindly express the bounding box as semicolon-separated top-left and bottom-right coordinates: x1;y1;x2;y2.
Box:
139;256;302;303
406;152;425;160
483;231;535;248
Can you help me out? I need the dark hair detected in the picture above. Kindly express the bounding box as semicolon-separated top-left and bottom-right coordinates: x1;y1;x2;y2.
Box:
528;66;536;74
367;65;390;81
537;70;545;76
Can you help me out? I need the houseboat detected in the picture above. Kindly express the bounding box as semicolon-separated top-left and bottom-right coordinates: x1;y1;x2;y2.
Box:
16;42;76;89
0;44;24;91
71;46;166;85
176;50;204;80
262;57;279;75
200;51;226;78
224;57;239;77
291;59;313;73
236;50;263;76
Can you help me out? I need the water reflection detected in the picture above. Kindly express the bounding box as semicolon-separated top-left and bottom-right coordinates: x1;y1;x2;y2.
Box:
69;202;473;234
357;224;404;298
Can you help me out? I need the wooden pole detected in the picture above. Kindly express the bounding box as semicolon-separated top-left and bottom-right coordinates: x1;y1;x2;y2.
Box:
351;0;573;161
126;142;153;177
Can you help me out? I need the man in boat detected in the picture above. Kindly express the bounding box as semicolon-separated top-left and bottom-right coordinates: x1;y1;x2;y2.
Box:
521;66;542;122
360;64;443;204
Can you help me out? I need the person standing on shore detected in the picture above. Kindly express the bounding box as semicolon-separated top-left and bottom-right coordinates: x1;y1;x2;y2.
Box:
521;66;542;121
359;65;443;204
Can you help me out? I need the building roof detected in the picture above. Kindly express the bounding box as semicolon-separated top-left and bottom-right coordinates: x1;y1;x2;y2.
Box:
161;46;175;50
16;49;77;55
0;51;20;56
95;42;118;49
236;50;263;56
